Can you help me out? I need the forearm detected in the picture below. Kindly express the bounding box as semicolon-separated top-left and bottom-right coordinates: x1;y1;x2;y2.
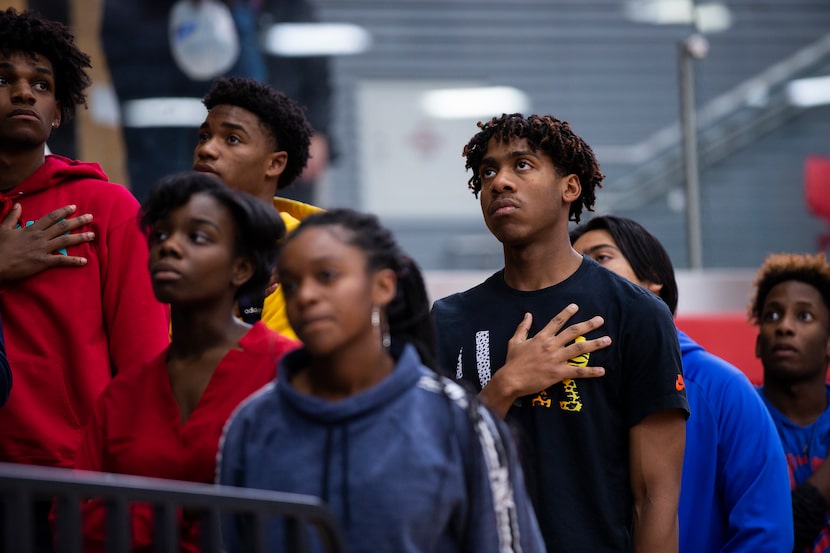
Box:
630;412;685;553
633;500;679;553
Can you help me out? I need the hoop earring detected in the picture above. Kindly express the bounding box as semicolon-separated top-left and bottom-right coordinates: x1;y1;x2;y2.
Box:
371;305;391;349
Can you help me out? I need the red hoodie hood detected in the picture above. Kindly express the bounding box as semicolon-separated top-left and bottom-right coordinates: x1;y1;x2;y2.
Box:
0;155;109;219
14;154;109;194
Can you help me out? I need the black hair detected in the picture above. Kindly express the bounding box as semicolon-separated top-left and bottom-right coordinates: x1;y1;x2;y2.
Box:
202;77;312;190
749;252;830;325
570;215;679;315
284;208;437;368
139;171;286;300
462;113;605;223
0;8;91;122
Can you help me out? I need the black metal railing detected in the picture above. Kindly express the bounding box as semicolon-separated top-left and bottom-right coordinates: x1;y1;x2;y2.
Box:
0;462;344;553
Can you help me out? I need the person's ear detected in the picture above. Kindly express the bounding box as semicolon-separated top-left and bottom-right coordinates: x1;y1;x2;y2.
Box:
231;256;255;289
372;268;397;309
265;151;288;180
644;281;663;295
561;173;581;203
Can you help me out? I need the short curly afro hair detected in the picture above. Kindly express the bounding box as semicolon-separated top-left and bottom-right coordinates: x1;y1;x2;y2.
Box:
462;113;605;223
203;77;312;190
0;8;91;122
748;252;830;325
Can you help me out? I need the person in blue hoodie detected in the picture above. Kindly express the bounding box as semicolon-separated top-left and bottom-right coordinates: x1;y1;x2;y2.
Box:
0;314;10;407
571;215;793;553
218;208;545;553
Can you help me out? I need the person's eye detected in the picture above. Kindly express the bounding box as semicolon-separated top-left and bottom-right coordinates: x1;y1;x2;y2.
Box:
197;132;209;143
227;135;241;145
516;160;531;170
33;81;50;92
762;310;781;322
0;76;7;85
594;253;612;263
148;229;168;246
190;232;211;245
318;269;339;284
480;168;496;179
797;311;815;322
280;280;298;297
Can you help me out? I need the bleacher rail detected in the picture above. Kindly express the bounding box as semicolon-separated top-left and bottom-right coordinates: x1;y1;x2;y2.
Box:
0;462;344;553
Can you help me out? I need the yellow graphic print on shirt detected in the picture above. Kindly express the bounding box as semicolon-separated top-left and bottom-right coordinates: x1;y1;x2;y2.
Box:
531;335;588;411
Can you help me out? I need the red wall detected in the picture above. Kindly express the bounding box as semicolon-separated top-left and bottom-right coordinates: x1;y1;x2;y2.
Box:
675;313;763;385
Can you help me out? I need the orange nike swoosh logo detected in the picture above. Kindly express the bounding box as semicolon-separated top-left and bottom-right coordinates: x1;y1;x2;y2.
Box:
676;374;685;391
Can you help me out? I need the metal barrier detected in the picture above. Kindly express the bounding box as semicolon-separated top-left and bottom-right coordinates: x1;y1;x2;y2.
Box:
0;462;344;553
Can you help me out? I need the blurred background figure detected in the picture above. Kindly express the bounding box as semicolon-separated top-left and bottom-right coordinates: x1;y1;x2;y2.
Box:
99;0;333;202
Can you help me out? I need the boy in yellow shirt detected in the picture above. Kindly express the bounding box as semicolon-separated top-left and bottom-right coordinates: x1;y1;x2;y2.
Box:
193;77;323;338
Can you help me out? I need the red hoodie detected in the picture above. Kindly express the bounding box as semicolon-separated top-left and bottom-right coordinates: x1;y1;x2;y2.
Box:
0;155;170;468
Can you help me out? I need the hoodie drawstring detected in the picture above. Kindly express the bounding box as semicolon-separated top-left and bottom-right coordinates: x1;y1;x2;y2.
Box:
341;427;351;526
321;424;351;528
322;426;333;506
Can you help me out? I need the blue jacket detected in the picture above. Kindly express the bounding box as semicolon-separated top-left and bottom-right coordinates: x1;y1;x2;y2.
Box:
678;330;793;553
0;314;10;407
218;342;545;553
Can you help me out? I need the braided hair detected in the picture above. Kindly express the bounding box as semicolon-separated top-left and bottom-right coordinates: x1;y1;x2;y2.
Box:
284;208;437;368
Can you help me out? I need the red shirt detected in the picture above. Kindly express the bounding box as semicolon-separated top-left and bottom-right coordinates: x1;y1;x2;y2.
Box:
74;322;298;552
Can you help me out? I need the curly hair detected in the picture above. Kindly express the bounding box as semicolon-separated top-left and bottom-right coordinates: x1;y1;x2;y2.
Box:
282;208;437;369
140;171;286;301
748;252;830;324
202;77;312;190
462;113;605;223
0;8;91;122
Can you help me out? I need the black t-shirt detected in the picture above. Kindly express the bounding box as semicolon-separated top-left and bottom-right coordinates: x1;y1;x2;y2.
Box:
432;257;689;552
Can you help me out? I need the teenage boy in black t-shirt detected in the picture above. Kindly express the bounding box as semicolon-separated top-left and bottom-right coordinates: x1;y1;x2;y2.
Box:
431;113;689;552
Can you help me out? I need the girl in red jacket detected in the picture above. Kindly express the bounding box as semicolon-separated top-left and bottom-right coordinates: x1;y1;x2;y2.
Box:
73;171;299;552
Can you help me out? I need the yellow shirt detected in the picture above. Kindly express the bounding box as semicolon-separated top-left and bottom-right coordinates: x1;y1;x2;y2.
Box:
261;197;325;340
